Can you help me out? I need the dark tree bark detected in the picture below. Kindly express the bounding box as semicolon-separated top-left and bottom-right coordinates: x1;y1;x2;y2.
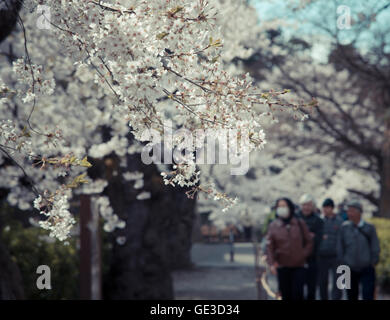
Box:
0;0;25;300
0;238;25;299
379;119;390;218
90;153;196;300
0;0;23;44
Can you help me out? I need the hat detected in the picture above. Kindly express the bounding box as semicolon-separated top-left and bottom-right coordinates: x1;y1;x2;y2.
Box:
347;200;363;212
322;198;335;208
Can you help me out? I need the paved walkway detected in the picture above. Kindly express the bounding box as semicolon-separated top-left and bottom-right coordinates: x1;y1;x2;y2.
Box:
173;242;390;300
173;243;259;300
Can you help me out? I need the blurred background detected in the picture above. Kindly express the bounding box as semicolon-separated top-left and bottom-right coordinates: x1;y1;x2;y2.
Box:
0;0;389;300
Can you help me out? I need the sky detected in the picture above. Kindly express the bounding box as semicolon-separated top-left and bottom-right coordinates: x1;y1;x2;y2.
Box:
250;0;390;60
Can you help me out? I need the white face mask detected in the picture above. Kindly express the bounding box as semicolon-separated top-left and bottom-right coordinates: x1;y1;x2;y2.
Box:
276;207;290;219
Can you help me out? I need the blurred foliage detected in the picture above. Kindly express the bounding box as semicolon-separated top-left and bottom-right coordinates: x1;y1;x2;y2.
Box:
261;210;276;236
0;202;114;300
0;202;79;299
1;219;79;299
367;217;390;293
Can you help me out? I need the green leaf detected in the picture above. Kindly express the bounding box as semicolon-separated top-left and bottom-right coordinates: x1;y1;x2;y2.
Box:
169;6;183;15
156;32;169;40
79;156;92;168
66;173;89;189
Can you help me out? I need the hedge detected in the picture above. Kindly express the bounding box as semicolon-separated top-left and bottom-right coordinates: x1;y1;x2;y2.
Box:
367;217;390;293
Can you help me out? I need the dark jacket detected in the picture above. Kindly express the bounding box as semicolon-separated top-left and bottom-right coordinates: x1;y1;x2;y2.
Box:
318;215;343;257
297;211;324;262
266;216;314;268
337;220;380;272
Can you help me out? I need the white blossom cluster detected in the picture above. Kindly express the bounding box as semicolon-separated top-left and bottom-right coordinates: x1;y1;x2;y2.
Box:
0;0;306;240
136;191;151;201
0;119;33;156
34;193;76;241
12;58;55;103
161;163;201;188
37;0;302;185
95;196;126;232
78;179;108;195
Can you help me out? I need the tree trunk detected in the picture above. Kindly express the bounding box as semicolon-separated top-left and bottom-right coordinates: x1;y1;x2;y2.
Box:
79;195;102;300
0;237;25;299
92;153;196;300
378;118;390;218
0;0;23;44
0;0;28;299
165;190;196;271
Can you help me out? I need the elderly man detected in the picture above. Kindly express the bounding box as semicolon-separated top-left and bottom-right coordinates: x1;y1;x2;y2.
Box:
298;194;324;300
337;200;380;300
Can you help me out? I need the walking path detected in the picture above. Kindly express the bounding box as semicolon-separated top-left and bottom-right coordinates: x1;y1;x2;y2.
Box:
172;242;390;300
173;243;261;300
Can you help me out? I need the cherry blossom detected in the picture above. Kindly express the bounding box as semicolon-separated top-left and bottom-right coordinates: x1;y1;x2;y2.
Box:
0;0;309;240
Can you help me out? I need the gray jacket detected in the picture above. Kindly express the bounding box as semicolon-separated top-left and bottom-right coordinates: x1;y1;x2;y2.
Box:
337;220;380;271
318;215;343;257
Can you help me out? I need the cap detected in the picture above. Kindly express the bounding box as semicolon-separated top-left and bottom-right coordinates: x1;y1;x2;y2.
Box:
322;198;335;208
347;200;363;212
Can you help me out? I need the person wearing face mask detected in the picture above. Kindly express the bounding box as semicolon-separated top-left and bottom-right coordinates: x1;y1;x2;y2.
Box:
297;194;324;300
266;198;314;300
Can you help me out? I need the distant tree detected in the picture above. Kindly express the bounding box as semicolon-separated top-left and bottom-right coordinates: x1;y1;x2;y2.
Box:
243;0;390;217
